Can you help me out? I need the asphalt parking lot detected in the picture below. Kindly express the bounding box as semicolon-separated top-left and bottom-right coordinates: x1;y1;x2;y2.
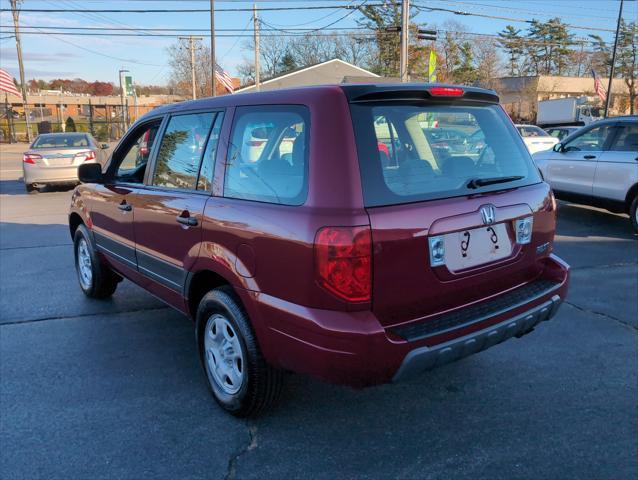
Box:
1;142;636;480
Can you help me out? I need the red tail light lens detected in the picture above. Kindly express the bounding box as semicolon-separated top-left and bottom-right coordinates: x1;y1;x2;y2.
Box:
75;150;97;162
314;226;372;303
23;153;41;164
428;87;464;97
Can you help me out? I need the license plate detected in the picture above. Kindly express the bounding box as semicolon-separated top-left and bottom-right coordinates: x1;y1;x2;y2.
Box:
444;223;512;271
44;155;74;166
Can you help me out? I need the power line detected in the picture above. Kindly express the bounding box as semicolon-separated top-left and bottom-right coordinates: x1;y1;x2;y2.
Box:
412;3;617;33
0;4;379;13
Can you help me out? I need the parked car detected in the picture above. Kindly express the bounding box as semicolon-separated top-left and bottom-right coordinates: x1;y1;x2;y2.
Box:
22;132;109;192
515;124;559;154
545;126;581;140
422;128;471;156
69;84;569;416
467;128;487;155
533;116;638;233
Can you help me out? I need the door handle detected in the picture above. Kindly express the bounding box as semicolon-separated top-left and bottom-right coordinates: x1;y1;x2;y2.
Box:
583;155;596;159
118;202;132;212
176;215;198;227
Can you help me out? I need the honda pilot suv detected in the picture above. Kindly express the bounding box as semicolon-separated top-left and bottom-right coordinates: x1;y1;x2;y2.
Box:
69;84;570;416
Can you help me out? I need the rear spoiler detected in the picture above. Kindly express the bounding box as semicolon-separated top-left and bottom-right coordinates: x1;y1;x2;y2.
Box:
341;84;499;104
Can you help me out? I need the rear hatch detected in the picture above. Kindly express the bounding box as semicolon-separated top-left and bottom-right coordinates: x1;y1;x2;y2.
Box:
346;85;555;327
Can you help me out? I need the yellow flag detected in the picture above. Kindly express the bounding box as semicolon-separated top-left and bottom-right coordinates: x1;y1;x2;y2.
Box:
428;51;437;82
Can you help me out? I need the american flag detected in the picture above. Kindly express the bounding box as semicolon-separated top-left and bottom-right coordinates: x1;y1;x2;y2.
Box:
592;69;607;103
0;68;22;98
215;63;234;94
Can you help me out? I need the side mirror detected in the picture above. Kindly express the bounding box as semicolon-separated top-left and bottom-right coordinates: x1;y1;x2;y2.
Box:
78;163;104;184
552;143;563;153
99;143;110;150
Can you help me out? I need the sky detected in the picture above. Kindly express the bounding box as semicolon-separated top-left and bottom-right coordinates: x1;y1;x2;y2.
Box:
0;0;636;86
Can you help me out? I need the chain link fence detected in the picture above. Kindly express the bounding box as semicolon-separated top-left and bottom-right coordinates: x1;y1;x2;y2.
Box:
1;103;133;144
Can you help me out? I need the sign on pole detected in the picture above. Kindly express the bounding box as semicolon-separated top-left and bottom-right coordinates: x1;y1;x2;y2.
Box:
428;51;437;83
124;76;135;96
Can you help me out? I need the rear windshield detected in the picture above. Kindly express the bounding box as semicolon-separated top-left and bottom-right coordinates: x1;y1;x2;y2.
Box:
32;134;90;148
517;125;549;137
350;103;541;207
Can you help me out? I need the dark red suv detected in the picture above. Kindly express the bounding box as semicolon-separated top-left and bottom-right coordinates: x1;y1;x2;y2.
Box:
70;84;569;416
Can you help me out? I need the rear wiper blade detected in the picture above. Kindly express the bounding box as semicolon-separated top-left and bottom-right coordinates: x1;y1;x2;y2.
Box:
466;175;524;189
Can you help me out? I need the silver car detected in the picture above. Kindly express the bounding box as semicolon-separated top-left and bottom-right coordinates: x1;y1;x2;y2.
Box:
533;116;638;233
22;132;109;192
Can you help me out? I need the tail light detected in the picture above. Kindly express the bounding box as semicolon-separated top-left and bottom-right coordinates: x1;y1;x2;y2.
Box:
428;87;464;97
75;150;97;162
314;226;372;303
23;153;41;164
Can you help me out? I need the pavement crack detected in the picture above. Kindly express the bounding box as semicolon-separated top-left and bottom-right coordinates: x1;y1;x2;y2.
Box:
225;424;258;480
0;306;171;326
571;261;638;271
565;300;638;332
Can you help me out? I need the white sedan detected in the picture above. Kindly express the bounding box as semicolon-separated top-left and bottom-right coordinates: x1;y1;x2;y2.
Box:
515;124;559;154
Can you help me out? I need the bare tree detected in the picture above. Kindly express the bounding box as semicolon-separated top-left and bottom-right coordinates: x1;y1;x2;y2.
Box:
166;41;213;97
474;39;502;89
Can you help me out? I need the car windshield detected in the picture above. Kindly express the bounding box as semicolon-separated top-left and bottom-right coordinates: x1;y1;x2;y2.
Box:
32;134;90;148
350;103;539;207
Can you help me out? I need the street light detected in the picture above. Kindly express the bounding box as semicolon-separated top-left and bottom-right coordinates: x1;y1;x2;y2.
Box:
118;68;129;134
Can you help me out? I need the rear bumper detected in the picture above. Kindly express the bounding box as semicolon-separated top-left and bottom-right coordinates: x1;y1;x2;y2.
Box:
242;254;569;387
23;164;79;184
392;294;561;381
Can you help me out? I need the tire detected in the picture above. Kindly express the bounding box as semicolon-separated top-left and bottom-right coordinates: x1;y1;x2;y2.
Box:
25;183;36;193
197;287;283;417
630;195;638;234
73;224;120;299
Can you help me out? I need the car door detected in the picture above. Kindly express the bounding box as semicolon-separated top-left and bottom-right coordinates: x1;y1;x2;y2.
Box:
131;110;222;301
594;122;638;203
544;123;615;195
89;119;163;272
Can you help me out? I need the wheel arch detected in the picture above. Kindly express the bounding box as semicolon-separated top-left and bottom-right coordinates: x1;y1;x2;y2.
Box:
185;268;234;321
69;212;84;239
625;183;638;213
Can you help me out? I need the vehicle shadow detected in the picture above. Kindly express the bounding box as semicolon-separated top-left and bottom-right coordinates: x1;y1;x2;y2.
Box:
0;178;77;196
556;201;635;240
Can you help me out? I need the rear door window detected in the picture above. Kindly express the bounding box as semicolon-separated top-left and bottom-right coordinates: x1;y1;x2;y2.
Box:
609;124;638;152
350;103;540;207
224;105;309;205
151;112;215;190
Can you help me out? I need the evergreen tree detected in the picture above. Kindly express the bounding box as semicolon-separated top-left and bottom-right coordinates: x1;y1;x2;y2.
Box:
498;25;524;76
65;117;76;132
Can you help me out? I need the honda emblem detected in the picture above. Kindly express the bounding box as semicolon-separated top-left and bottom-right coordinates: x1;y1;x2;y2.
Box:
480;205;496;225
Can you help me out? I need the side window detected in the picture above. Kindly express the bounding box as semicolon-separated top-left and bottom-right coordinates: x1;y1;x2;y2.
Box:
115;122;160;183
609;124;638;152
564;125;613;152
197;112;224;191
224;106;309;205
152;112;214;190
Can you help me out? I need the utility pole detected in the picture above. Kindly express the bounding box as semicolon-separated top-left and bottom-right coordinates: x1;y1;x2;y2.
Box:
254;3;260;91
10;0;32;142
400;0;409;82
605;0;624;118
118;68;129;133
210;0;216;97
179;36;203;100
